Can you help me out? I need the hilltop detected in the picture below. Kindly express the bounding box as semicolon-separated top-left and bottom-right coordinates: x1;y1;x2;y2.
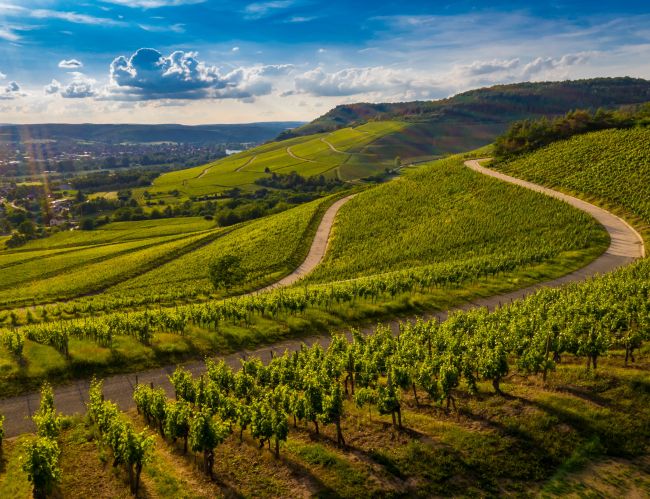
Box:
278;77;650;157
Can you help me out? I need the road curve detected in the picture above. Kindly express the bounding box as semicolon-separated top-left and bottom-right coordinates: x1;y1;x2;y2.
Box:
1;160;645;437
465;159;645;260
257;194;356;292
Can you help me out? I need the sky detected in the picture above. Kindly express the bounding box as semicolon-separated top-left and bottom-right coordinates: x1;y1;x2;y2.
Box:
0;0;649;124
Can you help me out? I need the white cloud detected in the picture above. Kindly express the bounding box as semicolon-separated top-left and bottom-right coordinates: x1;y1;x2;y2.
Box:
45;74;97;98
0;4;125;26
61;73;97;98
292;66;437;98
0;80;24;99
58;59;83;69
44;79;62;94
232;46;240;52
244;1;293;19
459;58;520;76
0;26;20;42
522;53;590;78
106;48;292;101
138;23;185;33
100;0;206;7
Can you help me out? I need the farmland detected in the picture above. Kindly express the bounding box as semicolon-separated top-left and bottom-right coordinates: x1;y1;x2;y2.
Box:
1;88;650;498
495;127;650;236
303;154;607;284
143;121;408;201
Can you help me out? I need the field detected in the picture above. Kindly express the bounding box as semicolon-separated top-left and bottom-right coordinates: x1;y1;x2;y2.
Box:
143;121;408;202
495;128;650;237
0;150;612;395
1;113;650;498
303;155;607;284
2;255;649;497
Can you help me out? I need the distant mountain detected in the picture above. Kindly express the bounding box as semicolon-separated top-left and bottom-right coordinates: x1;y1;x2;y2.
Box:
0;122;304;145
277;77;650;157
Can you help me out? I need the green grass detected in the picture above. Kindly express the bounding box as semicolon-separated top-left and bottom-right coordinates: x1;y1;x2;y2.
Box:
107;195;336;300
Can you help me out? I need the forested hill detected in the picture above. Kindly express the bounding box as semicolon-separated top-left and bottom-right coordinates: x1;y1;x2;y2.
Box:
0;122;304;145
277;78;650;154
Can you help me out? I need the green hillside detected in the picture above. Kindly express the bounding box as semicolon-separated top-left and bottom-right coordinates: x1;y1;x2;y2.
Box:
494;127;650;230
143;121;407;202
303;155;605;283
282;78;650;138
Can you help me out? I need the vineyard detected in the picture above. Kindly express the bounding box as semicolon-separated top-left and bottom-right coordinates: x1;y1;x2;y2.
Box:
0;151;613;395
303;155;607;283
1;106;650;497
0;195;335;309
495;128;650;235
143;121;407;202
1;258;649;497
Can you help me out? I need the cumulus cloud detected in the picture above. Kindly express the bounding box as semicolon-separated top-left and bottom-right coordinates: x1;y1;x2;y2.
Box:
44;79;62;94
107;48;290;101
58;59;83;69
61;73;97;98
292;66;438;98
0;81;24;99
45;74;97;98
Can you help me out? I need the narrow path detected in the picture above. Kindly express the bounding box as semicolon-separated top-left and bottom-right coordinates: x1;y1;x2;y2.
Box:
234;154;257;172
257;194;356;292
320;137;345;154
286;145;316;163
1;160;644;437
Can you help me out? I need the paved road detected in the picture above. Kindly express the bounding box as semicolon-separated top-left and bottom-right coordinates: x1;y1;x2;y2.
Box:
1;160;644;437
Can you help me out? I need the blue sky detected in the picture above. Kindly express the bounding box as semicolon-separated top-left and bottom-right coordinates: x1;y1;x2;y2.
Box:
0;0;649;123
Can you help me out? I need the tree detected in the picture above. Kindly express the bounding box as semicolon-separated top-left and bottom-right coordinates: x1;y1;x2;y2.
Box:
208;254;246;291
22;437;61;499
80;217;94;231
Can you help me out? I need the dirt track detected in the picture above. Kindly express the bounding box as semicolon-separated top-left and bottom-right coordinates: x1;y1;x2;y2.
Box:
1;159;644;437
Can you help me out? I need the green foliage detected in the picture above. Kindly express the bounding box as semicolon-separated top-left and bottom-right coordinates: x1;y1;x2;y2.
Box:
21;436;61;498
188;408;230;476
494;105;650;158
304;154;605;283
208;254;245;291
88;378;154;495
32;383;62;440
496;127;650;225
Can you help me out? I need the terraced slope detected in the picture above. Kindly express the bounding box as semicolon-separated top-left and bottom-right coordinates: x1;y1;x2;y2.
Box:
303;155;609;284
495;128;650;229
144;121;407;201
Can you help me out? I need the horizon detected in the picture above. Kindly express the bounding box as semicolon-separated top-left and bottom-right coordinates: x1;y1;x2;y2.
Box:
0;74;645;126
1;1;650;124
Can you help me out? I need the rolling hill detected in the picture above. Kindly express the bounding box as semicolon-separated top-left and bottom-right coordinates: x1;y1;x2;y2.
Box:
0;122;304;145
278;77;650;156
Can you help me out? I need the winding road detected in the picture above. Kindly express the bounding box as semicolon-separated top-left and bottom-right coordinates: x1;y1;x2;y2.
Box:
0;159;644;437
